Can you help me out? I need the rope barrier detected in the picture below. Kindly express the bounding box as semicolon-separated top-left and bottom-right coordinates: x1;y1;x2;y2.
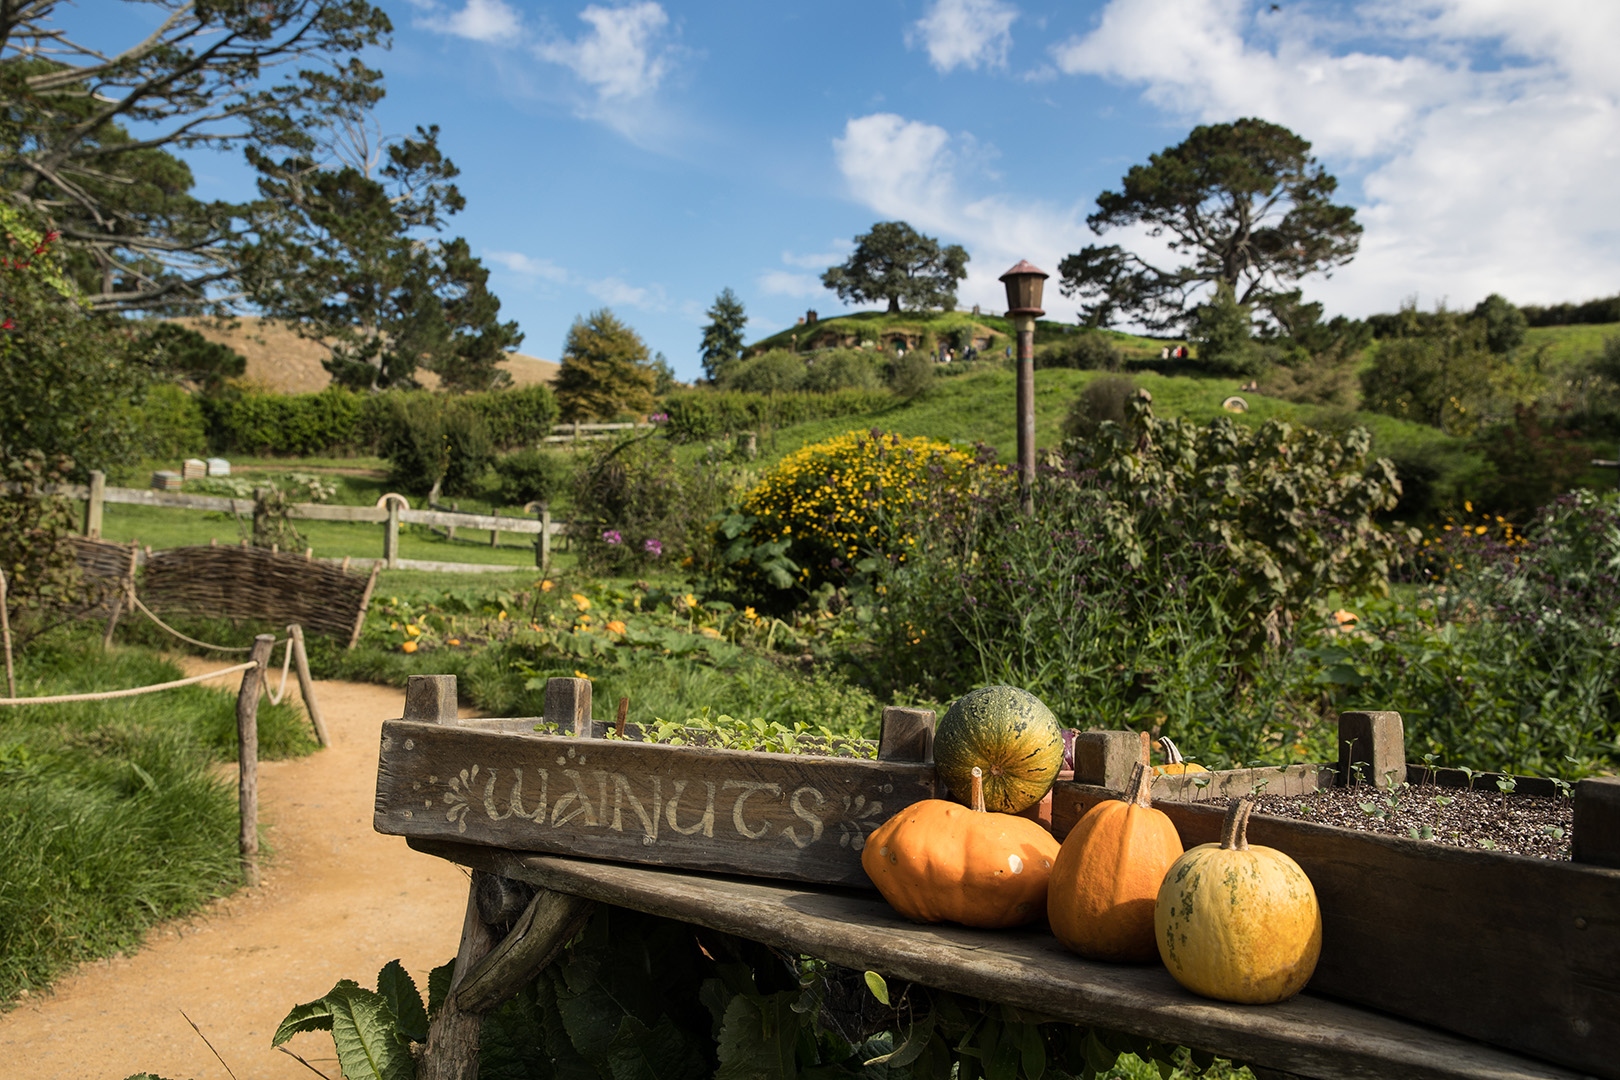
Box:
263;633;295;706
129;593;257;652
0;660;259;706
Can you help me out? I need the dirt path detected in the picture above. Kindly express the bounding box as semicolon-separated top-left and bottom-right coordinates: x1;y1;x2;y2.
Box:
0;662;473;1080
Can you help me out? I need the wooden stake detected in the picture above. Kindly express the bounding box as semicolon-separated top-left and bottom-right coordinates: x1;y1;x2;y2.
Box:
288;624;329;747
84;469;104;538
0;568;14;700
237;634;275;887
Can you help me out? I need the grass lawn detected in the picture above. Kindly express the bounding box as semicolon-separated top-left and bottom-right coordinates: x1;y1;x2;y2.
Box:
743;366;1469;473
1525;321;1620;367
0;636;316;1004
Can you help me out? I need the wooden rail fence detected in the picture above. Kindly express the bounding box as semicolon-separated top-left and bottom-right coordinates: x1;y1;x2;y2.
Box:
26;472;570;572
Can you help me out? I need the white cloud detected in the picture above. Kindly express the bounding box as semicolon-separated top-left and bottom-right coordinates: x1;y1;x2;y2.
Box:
780;244;850;270
587;275;668;311
536;2;673;101
758;270;826;299
832;114;1091;315
486;250;569;282
417;0;522;44
908;0;1019;73
486;250;668;312
1047;0;1620;314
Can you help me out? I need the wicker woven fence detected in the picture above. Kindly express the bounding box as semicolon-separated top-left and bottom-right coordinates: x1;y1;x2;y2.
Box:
140;546;378;645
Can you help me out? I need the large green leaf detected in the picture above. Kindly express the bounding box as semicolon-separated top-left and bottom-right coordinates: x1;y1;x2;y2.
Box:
326;983;415;1080
715;992;801;1080
606;1014;710;1080
376;960;429;1044
273;982;352;1046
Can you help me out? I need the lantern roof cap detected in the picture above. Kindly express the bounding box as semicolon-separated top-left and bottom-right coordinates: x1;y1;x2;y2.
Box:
999;260;1049;282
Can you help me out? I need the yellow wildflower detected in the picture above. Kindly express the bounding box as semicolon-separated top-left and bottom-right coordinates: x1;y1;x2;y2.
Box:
743;606;758;620
540;579;555;592
699;626;722;638
405;624;421;637
572;593;591;612
606;620;627;635
401;640;418;654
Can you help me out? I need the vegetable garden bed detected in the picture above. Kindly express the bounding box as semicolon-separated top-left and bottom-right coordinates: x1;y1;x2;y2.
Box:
374;678;1619;1080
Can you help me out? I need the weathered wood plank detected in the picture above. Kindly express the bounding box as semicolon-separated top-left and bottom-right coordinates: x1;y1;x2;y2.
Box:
1053;781;1620;1079
408;840;1583;1080
399;508;545;534
373;721;935;887
1337;711;1405;787
1146;764;1331;807
1573;776;1620;869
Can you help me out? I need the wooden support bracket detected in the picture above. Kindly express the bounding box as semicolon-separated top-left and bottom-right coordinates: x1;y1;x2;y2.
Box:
1070;730;1141;790
452;887;596;1015
877;706;935;763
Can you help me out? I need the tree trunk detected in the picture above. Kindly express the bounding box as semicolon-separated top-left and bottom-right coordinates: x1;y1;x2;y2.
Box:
887;297;900;313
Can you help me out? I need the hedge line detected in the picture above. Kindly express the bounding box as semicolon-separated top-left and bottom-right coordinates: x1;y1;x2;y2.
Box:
195;385;558;456
661;389;894;441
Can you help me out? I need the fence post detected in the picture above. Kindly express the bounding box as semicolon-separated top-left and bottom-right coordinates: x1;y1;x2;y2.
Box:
0;568;14;699
101;544;139;650
384;499;400;569
289;623;330;747
237;634;275;887
84;469;105;538
539;502;551;570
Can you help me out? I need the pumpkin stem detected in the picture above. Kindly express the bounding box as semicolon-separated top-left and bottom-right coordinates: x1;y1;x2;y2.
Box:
1159;737;1185;766
1124;761;1153;809
970;766;986;814
1220;796;1254;851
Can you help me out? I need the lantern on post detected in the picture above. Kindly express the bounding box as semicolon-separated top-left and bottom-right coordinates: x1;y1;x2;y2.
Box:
1000;260;1048;514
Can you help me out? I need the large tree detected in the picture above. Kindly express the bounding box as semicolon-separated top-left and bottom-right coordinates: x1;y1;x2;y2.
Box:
1059;119;1360;332
822;221;968;313
0;0;391;313
554;309;658;421
698;287;747;380
241;125;522;390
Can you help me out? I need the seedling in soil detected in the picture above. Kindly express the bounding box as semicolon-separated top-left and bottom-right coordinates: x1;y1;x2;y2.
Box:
1496;770;1517;808
1407;825;1435;841
1191;774;1211;801
1478;837;1497;850
1458;766;1478;792
1544;825;1566;840
1433;793;1453;808
1550;776;1572;799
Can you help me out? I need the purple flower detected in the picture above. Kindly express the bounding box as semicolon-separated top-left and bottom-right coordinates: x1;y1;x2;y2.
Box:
643;538;663;556
603;530;622;545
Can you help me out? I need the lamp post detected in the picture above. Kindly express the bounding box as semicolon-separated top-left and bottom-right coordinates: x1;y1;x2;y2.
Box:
1000;260;1048;514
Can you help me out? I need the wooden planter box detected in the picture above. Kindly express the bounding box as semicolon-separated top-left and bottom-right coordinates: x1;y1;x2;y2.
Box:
375;682;1620;1080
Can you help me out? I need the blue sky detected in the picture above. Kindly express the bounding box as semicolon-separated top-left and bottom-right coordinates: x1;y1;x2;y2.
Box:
86;1;1620;380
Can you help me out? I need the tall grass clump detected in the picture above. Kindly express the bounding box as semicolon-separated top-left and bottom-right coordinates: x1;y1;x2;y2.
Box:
0;636;314;1002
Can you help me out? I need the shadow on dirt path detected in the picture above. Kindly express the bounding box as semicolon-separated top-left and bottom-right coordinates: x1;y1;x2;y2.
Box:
0;659;473;1080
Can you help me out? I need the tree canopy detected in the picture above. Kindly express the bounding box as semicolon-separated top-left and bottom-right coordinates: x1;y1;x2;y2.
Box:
1058;119;1360;333
241;123;521;391
0;0;392;314
554;309;658;421
822;222;968;313
699;287;747;380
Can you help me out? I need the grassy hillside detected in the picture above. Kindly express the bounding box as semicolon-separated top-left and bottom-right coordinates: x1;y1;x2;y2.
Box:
1525;321;1620;367
748;309;1174;359
746;366;1472;481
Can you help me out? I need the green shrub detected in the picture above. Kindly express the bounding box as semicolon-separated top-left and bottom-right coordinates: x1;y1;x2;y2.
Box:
494;447;573;507
887;349;935;398
201;387;371;455
0;454;95;644
1189;282;1265;376
661;389;893;441
380;397;494;498
571;436;737;572
803;348;883;392
463;383;558;449
1060;375;1139;441
129;383;207;460
1036;332;1124;371
1360;321;1505;435
717;349;807;393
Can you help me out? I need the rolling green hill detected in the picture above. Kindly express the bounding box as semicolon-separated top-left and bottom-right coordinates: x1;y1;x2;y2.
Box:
747;309;1174;360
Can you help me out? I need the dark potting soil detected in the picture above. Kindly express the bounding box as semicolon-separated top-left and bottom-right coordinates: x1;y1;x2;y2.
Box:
1234;783;1574;860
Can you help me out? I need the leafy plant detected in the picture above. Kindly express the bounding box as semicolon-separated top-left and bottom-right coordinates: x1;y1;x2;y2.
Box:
275;960;427;1080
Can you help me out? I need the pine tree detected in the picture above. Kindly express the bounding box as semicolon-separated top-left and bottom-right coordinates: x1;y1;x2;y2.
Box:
554;309;658;421
699;288;748;381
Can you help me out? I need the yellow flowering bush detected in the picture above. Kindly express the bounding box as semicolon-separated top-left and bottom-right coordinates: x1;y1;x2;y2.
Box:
739;429;976;592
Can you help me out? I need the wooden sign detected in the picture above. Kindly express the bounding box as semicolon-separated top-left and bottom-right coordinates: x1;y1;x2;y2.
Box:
373;684;938;887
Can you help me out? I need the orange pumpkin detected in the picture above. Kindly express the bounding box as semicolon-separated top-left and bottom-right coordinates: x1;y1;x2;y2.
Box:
862;767;1060;929
1048;760;1184;961
1154;737;1208;776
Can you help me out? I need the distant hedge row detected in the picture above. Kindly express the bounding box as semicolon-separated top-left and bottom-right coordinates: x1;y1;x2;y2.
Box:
1521;293;1620;328
193;385;558;456
661;389;893;441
